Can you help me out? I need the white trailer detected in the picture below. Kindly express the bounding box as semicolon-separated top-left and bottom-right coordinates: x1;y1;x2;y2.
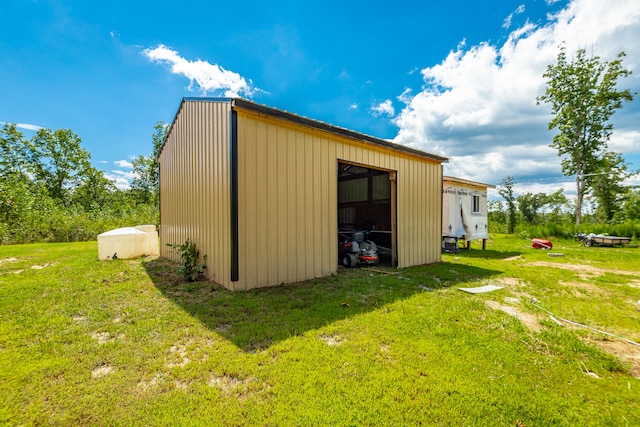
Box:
442;176;495;251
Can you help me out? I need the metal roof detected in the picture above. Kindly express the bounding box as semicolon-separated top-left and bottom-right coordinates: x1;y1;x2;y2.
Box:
161;97;448;163
443;175;496;189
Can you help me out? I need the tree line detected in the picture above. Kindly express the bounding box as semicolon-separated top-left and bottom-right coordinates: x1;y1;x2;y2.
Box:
0;122;166;244
1;44;638;244
491;177;640;237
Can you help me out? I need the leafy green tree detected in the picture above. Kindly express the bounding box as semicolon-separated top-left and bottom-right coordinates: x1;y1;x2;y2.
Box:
545;189;569;223
130;121;168;206
28;128;92;207
624;190;640;221
72;166;118;211
0;123;30;177
537;45;635;225
487;200;507;233
517;192;546;224
497;176;517;233
590;151;635;223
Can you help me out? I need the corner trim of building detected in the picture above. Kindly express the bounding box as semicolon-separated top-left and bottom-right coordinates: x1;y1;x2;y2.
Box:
230;108;239;282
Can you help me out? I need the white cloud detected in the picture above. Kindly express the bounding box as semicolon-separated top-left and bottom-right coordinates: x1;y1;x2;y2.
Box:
0;122;43;132
104;169;136;190
349;103;358;110
394;0;640;193
17;123;43;131
114;159;133;168
370;99;395;117
143;44;257;97
502;15;513;30
503;5;526;29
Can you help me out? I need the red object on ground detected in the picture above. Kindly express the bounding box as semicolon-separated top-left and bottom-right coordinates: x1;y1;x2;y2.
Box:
532;238;553;249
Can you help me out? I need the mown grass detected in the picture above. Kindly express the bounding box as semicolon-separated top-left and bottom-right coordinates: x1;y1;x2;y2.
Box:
0;235;639;426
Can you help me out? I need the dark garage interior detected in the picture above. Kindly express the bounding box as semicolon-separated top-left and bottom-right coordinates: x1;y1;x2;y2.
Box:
337;161;394;263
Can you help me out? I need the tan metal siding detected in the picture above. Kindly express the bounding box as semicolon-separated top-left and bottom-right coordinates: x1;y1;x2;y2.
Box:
234;108;441;288
161;99;442;290
159;101;231;287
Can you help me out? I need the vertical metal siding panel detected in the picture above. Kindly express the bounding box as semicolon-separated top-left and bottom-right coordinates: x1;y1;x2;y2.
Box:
307;132;319;278
169;121;177;251
423;162;430;263
221;102;231;288
321;135;334;272
204;103;214;284
236;115;245;289
422;163;430;263
417;162;424;266
398;159;407;267
320;135;328;272
255;119;270;287
158;100;233;289
276;125;288;284
205;104;215;284
241;115;258;289
397;160;408;268
266;124;279;286
296;132;308;281
405;159;412;267
210;103;219;284
327;137;338;270
215;102;225;286
435;165;441;260
430;165;437;261
195;103;202;256
236;114;246;289
286;128;298;281
311;133;321;277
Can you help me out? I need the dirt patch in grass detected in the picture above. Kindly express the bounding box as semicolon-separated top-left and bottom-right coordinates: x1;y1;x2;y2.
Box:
487;277;535;302
527;262;640;278
92;364;114;379
0;257;19;265
319;334;346;346
558;280;611;299
208;374;268;400
137;373;165;391
166;343;190;368
494;277;526;287
485;300;541;332
627;280;640;289
31;262;58;270
592;340;640;378
91;331;122;344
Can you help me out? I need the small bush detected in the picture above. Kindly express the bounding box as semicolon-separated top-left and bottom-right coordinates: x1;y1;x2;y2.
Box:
166;239;207;282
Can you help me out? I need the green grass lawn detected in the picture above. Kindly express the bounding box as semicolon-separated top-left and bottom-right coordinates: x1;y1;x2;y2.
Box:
1;235;639;426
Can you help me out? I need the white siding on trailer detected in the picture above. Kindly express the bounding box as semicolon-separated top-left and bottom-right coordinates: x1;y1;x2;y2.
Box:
442;179;490;241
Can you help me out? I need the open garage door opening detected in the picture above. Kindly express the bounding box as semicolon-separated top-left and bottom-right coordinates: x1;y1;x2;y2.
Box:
337;161;397;267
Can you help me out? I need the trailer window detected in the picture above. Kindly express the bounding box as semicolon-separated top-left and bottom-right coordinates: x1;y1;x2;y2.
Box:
472;194;480;214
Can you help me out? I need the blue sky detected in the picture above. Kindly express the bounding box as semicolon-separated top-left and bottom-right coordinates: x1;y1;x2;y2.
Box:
1;0;639;198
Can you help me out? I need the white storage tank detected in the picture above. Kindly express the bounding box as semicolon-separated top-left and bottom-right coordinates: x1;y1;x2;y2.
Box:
98;225;159;260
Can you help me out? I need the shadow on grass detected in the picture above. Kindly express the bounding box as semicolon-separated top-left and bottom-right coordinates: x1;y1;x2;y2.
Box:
144;259;502;353
446;248;523;260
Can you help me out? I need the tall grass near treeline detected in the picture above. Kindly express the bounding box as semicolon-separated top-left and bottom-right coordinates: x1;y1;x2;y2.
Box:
0;203;158;245
511;220;640;240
